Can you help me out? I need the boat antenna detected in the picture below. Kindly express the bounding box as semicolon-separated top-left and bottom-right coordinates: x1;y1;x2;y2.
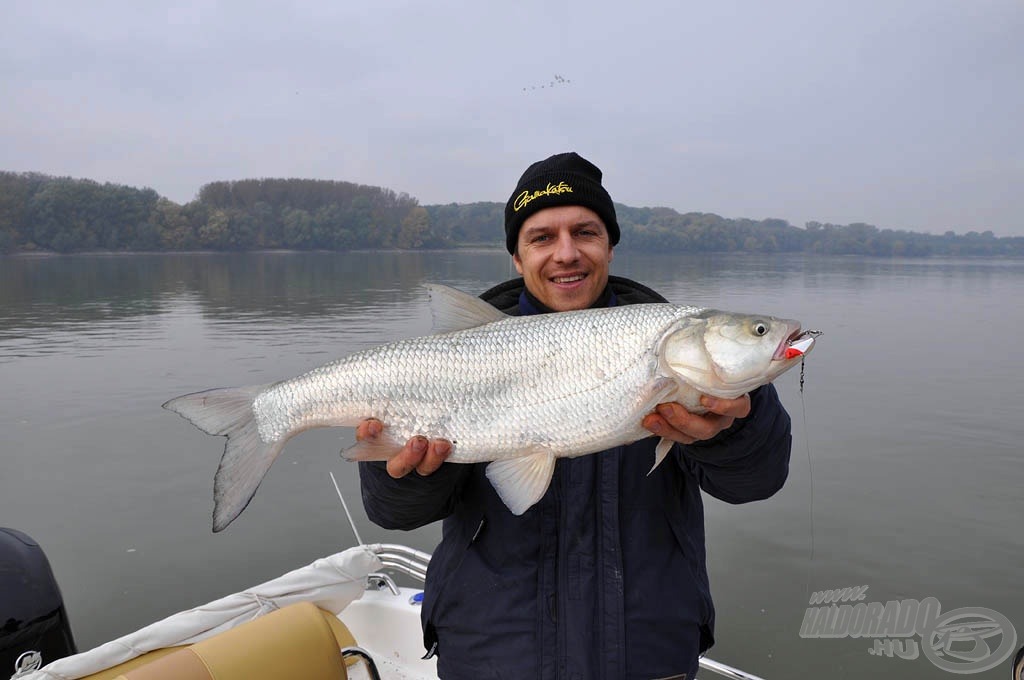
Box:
329;471;364;546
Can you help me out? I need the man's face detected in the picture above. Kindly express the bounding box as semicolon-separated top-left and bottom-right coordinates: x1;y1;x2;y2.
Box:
513;205;614;312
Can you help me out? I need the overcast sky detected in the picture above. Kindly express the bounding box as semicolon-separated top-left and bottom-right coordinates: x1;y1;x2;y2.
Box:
2;1;1022;235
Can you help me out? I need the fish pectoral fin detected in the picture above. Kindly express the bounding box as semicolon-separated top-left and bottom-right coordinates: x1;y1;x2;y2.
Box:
648;437;675;475
485;450;556;515
341;432;407;462
424;284;508;333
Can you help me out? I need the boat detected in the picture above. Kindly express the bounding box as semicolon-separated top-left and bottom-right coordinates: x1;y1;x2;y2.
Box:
4;531;770;680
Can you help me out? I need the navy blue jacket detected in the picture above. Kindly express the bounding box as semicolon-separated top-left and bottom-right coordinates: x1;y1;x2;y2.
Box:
360;276;792;680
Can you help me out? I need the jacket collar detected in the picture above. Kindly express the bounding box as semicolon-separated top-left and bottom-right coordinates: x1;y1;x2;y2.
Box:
518;285;617;316
480;275;668;315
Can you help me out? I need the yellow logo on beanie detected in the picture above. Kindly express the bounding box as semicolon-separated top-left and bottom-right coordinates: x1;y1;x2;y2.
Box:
512;182;573;212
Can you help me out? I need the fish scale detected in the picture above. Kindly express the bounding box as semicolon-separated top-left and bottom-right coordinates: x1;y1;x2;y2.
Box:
255;303;690;462
164;285;815;531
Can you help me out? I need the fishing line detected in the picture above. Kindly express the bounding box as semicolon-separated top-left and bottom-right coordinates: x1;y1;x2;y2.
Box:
790;329;823;602
799;356;816;601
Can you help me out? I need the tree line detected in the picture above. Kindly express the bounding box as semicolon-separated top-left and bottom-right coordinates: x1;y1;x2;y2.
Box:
1;171;1021;256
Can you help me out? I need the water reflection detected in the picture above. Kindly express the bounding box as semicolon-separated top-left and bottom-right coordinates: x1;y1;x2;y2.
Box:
3;251;1024;678
4;251;1022;368
4;252;1020;330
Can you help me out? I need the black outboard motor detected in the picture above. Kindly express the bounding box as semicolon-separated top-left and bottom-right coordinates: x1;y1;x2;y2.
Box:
0;528;77;677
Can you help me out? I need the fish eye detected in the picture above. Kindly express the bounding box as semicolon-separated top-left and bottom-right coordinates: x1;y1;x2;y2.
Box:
752;321;769;336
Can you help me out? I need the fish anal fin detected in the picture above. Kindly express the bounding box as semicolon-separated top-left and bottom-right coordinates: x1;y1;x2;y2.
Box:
485;450;556;515
424;284;508;333
341;432;407;462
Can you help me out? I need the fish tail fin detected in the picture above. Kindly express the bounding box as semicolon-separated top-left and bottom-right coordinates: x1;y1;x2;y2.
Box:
163;385;287;532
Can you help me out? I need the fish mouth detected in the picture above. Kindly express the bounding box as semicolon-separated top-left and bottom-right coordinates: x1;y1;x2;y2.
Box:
774;327;822;360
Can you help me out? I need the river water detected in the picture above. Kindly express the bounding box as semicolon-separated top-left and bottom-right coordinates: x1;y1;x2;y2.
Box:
1;251;1022;679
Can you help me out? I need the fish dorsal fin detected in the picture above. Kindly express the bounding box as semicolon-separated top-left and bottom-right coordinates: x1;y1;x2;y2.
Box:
485;450;556;515
425;284;508;333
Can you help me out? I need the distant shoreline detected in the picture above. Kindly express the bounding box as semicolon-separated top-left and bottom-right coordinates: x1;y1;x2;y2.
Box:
4;173;1021;257
1;246;509;257
4;248;1023;260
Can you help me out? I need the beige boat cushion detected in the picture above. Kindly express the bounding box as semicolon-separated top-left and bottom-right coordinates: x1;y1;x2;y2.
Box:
96;602;355;680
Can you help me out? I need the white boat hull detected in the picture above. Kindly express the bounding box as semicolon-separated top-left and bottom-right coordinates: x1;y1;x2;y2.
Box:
339;586;438;680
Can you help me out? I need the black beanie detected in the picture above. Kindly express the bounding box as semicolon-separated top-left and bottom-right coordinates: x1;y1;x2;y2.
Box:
504;152;620;254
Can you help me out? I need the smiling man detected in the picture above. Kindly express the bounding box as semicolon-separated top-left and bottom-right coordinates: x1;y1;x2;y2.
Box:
358;152;793;680
513;203;612;311
505;154;618;312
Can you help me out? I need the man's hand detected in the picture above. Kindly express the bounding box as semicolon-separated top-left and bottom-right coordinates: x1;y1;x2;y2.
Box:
641;394;751;445
356;418;452;478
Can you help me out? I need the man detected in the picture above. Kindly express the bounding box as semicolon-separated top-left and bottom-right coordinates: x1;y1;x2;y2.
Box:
358;152;792;679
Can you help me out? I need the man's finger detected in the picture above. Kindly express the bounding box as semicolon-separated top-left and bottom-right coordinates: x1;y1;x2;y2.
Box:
679;411;733;441
642;412;697;445
648;403;734;442
356;418;383;441
386;435;428;478
415;439;452;476
655;403;699;432
700;394;751;419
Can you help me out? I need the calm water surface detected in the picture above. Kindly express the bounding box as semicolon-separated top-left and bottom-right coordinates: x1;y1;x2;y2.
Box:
1;251;1022;679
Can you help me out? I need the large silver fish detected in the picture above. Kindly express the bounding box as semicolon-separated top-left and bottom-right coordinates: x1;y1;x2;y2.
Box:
164;285;818;531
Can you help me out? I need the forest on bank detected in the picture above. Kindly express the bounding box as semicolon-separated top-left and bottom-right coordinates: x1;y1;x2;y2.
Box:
1;171;1021;257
